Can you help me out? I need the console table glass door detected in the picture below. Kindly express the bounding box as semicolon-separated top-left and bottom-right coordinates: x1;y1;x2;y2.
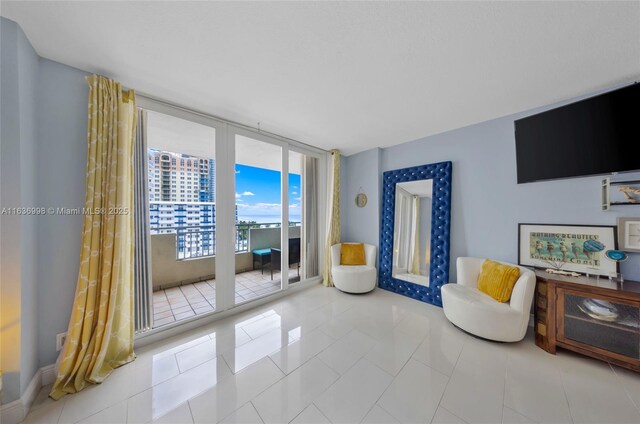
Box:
557;288;640;361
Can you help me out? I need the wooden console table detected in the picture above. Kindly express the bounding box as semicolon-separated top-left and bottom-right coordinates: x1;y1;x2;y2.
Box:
534;270;640;372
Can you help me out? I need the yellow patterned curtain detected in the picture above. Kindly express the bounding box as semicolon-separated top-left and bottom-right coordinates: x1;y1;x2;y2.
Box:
50;75;137;400
323;150;341;287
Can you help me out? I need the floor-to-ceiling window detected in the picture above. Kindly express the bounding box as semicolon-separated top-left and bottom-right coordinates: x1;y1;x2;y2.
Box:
144;109;218;328
233;133;286;305
135;97;324;332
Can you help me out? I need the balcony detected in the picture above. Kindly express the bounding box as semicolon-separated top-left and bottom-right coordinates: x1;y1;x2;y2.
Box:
152;268;299;327
151;222;300;259
150;222;302;328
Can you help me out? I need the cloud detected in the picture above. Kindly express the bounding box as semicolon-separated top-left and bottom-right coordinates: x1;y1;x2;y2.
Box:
291;191;298;195
236;191;255;199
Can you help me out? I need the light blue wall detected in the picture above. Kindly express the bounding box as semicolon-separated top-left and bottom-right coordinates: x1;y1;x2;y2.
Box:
344;88;640;283
0;18;89;403
35;59;89;368
17;19;41;399
0;17;41;403
341;148;381;248
1;17;25;404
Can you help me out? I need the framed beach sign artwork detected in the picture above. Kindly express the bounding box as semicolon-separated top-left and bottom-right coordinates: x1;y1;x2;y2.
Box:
518;223;618;276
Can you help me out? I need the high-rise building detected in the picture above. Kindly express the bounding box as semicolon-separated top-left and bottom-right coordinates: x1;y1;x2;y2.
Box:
208;161;216;202
148;149;216;257
148;149;215;203
147;149;232;257
149;202;215;233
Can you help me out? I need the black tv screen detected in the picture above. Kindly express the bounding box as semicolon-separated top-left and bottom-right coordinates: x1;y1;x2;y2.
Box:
515;83;640;184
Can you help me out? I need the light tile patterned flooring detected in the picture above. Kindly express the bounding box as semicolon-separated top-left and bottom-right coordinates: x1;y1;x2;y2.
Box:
24;285;640;424
153;269;299;327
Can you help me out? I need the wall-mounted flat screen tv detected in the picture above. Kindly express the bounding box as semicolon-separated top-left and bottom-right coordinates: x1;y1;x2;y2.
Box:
515;83;640;184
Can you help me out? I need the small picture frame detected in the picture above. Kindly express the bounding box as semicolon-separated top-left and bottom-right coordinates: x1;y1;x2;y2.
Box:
518;223;618;277
617;217;640;252
611;181;640;206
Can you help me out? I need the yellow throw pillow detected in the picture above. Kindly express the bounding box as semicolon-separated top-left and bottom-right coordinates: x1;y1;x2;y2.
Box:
340;243;366;265
477;259;521;303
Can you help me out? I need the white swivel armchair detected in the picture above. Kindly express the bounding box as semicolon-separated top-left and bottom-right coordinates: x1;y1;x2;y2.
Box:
331;243;377;293
441;257;536;342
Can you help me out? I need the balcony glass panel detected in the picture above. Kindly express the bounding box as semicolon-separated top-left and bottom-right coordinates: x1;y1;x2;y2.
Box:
235;134;283;305
146;109;216;328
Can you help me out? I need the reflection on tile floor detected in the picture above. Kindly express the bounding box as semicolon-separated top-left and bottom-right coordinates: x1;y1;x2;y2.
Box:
24;285;640;424
153;268;300;327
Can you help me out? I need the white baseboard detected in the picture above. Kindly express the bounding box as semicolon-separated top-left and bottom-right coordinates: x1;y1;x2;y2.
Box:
21;369;42;411
0;399;24;424
1;364;55;424
40;365;56;387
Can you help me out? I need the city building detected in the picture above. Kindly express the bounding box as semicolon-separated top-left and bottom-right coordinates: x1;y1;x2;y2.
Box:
148;149;215;203
147;149;219;257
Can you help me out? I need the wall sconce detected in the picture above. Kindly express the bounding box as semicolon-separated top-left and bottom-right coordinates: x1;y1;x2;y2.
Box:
355;187;367;208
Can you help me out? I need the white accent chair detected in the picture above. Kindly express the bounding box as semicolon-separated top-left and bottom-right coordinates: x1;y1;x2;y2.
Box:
441;257;536;342
331;243;377;293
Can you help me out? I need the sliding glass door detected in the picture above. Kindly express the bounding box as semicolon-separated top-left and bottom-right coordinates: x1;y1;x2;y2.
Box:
135;97;324;333
233;133;284;305
140;107;220;329
230;132;321;303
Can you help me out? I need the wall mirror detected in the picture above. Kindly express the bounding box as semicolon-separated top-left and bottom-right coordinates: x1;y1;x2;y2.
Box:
379;161;452;306
392;180;433;286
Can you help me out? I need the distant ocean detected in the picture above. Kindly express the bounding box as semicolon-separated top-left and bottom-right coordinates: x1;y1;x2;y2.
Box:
239;215;302;224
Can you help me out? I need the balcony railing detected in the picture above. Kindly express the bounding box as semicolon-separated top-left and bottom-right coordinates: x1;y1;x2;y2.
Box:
150;222;301;260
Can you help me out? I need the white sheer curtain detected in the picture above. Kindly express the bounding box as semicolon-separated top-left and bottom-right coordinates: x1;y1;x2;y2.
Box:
409;196;421;275
303;156;318;278
323;150;340;287
133;109;153;333
393;188;411;274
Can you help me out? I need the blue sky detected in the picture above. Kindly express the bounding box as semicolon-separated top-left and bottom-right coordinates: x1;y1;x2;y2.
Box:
235;164;301;223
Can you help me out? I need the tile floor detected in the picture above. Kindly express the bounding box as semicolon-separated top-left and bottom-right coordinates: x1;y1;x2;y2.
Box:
25;284;640;424
153;268;300;327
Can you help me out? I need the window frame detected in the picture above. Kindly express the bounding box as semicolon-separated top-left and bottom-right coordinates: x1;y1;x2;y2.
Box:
136;95;327;336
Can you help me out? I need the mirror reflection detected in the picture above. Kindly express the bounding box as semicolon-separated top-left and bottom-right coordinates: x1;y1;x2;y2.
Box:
392;179;433;287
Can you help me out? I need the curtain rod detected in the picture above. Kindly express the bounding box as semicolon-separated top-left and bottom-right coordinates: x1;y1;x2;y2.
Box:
135;92;328;154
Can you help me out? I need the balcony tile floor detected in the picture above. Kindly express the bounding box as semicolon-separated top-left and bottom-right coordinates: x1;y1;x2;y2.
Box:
153;268;300;327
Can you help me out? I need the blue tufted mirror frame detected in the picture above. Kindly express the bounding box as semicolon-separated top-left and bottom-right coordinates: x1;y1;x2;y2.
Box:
379;161;452;307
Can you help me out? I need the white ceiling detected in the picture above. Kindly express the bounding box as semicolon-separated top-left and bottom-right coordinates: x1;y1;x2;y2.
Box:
147;110;217;159
2;1;639;156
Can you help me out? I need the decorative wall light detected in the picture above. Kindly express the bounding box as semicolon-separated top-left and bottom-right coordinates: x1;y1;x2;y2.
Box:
355;188;368;208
